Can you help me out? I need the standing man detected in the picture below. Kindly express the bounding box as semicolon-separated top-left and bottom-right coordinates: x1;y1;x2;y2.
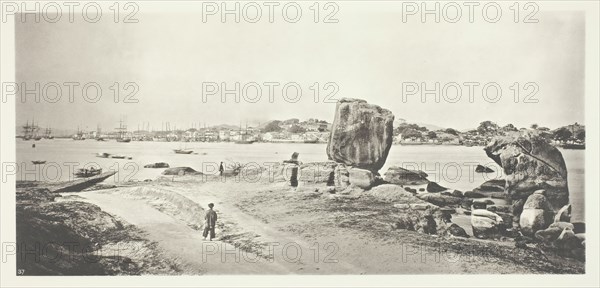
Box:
284;152;300;191
203;203;218;241
219;162;225;176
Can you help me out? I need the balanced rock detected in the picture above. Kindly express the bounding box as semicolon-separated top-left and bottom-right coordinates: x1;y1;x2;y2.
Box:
485;131;569;214
326;98;394;172
384;166;429;185
519;190;555;236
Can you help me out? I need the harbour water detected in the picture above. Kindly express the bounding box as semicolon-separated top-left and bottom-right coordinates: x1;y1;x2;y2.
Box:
16;139;585;221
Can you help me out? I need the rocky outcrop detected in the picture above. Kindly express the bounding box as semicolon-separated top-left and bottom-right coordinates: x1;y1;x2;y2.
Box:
326;98;394;173
519;190;555;236
485;131;569;215
383;166;429;185
534;223;585;261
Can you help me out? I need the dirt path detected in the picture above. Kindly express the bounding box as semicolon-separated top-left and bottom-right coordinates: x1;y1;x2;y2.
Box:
76;192;292;274
67;179;580;274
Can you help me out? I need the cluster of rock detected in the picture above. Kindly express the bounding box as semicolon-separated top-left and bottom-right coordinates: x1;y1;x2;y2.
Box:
485;131;569;218
319;99;583;260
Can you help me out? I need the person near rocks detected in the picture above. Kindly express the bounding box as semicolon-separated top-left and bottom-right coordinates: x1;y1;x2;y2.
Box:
203;203;218;241
219;162;224;176
284;152;300;191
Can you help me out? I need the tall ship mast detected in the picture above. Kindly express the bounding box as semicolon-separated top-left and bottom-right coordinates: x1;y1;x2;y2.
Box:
115;119;131;143
43;127;54;139
234;121;255;144
22;119;41;140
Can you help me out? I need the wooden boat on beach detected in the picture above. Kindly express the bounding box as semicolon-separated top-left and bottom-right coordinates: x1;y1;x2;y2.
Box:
32;160;46;165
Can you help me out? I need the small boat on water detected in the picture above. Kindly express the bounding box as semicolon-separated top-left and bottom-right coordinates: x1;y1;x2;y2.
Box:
234;140;255;144
32;160;46;165
73;168;102;178
96;152;128;159
96;152;110;158
174;149;194;154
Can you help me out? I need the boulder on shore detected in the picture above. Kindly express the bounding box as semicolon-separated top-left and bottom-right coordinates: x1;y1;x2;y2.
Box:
554;204;571;223
475;164;494;173
519;190;555;236
417;193;462;207
348;167;375;189
326;98;394;173
426;182;447;192
471;209;504;239
144;162;170;168
369;184;422;203
464;191;485;198
484;131;569;216
162;167;202;176
383;166;429;185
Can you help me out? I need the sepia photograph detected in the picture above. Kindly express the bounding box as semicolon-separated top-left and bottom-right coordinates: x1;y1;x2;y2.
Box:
1;1;599;287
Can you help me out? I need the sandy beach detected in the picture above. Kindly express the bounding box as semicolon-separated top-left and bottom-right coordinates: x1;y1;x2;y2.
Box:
17;169;584;275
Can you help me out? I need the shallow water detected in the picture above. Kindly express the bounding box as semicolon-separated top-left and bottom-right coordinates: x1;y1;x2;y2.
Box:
16;139;584;221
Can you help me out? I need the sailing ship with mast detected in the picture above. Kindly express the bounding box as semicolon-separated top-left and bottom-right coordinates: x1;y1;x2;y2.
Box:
115;119;131;143
21;119;42;140
72;126;86;140
43;127;54;139
234;122;255;144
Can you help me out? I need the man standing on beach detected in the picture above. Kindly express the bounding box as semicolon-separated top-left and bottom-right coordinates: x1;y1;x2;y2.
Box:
219;162;224;176
203;203;218;241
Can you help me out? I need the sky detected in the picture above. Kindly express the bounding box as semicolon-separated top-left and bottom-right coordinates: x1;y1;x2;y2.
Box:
15;3;585;132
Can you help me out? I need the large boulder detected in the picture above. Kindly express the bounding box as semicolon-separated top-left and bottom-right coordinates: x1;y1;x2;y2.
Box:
348;167;375;189
471;209;505;239
144;162;170;168
298;162;337;184
554;204;571;223
426;182;447;192
383;166;429;185
162;167;202;176
326;98;394;173
519;190;555;236
417;193;462;207
484;131;569;214
369;184;425;203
